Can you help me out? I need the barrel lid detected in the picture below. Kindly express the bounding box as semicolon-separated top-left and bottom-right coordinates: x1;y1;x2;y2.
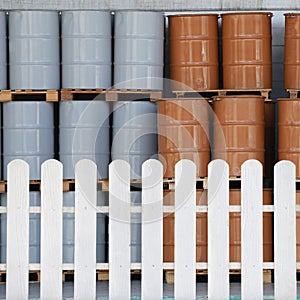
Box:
168;13;219;18
156;97;210;102
221;12;273;17
284;13;300;17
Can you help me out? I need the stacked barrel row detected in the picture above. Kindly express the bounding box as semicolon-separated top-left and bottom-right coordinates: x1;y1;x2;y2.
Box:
161;12;274;264
0;11;164;90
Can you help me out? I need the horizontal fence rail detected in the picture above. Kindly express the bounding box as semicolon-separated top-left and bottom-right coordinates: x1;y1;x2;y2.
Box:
1;158;298;299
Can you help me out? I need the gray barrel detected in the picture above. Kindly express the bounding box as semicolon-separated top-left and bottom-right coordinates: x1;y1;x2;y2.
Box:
62;11;112;89
63;191;107;263
3;101;54;180
9;11;60;89
112;101;157;179
0;192;40;263
0;12;7;89
114;11;164;90
131;191;141;263
59;101;110;179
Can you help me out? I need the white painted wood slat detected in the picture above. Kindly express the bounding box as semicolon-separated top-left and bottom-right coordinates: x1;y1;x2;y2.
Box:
6;160;29;300
141;159;163;300
174;160;196;299
241;160;263;299
208;159;229;300
41;160;63;300
74;160;97;299
109;160;131;300
274;160;297;299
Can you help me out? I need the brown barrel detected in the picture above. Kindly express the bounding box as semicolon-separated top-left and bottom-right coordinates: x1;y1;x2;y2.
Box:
213;95;265;176
158;98;210;178
284;14;300;89
230;188;273;262
163;190;208;262
296;190;300;261
222;13;272;89
169;14;219;91
278;99;300;178
264;101;276;178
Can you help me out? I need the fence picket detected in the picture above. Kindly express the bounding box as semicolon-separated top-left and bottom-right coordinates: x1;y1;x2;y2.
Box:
109;160;131;299
74;159;97;299
141;159;163;299
41;159;63;299
241;160;263;299
274;160;297;299
174;160;196;299
208;159;229;299
6;160;29;300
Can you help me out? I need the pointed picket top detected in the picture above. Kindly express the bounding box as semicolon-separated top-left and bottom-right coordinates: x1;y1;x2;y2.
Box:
142;159;163;299
109;159;131;300
208;159;229;299
74;159;97;299
274;160;296;299
41;159;63;299
241;159;263;298
6;159;30;300
174;159;196;299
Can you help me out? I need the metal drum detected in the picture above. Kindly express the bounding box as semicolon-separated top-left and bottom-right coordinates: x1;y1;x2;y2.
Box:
213;95;265;176
111;101;157;179
0;192;41;263
230;188;273;262
62;11;112;89
163;190;208;262
0;12;7;89
9;11;60;89
222;13;272;89
131;192;142;263
3;101;54;180
63;191;107;263
296;190;300;262
284;14;300;89
157;98;210;178
169;14;219;91
114;11;164;90
59;101;110;179
278;99;300;177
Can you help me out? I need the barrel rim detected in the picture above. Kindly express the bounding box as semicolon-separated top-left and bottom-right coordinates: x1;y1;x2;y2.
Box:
212;95;265;101
284;13;300;17
168;13;219;19
277;98;300;101
157;97;210;102
221;12;273;17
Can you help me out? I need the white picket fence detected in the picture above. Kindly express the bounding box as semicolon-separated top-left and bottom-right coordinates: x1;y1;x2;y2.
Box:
1;158;298;299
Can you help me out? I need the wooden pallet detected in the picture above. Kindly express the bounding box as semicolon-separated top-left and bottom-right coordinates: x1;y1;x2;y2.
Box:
287;89;300;99
173;89;272;100
61;89;106;101
163;177;208;190
0;90;59;102
63;179;109;192
0;180;45;193
106;89;163;101
0;271;40;284
164;269;272;284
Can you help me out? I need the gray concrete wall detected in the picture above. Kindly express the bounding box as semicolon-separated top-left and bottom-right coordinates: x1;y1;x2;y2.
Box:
0;0;298;11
